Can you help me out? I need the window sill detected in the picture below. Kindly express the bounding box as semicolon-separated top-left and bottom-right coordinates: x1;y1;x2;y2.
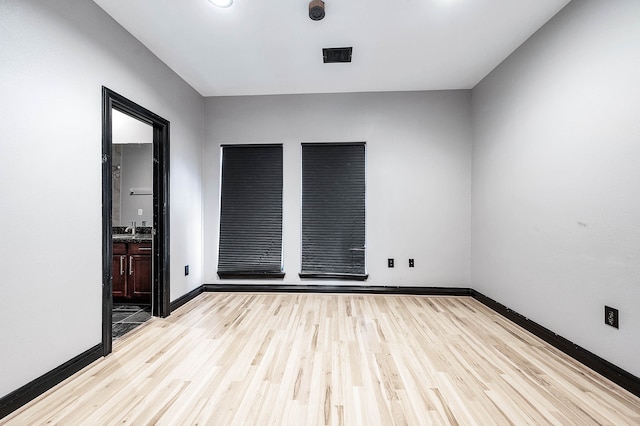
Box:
217;271;285;279
299;272;368;281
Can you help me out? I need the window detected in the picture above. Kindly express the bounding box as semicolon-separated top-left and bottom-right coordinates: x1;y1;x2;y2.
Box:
300;143;367;280
218;145;284;278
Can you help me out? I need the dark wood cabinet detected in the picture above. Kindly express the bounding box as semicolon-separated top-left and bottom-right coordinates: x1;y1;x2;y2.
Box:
112;243;128;298
129;243;152;300
112;241;152;302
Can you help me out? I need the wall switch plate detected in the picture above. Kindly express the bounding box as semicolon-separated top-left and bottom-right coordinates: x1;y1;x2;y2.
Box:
184;265;189;276
409;259;415;267
605;306;618;328
388;258;394;268
138;209;143;216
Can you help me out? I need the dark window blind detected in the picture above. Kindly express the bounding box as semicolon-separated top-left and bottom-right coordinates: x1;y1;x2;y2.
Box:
218;145;284;278
301;143;367;280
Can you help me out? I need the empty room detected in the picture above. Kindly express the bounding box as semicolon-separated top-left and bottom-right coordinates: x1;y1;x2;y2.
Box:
1;0;639;424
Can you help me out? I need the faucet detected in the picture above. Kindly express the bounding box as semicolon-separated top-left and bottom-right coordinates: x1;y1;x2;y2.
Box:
124;221;136;236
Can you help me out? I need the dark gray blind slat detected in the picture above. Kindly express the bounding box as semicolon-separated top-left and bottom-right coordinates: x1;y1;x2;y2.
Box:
218;145;283;274
301;143;366;276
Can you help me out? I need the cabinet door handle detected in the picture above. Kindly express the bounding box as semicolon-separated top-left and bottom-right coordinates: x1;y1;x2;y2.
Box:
138;247;152;251
120;255;125;275
129;256;133;276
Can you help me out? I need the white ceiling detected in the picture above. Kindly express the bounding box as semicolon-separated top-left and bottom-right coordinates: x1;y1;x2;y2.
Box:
92;0;571;97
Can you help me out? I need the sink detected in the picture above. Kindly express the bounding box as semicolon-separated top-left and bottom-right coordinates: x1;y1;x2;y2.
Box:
113;234;137;239
113;233;152;240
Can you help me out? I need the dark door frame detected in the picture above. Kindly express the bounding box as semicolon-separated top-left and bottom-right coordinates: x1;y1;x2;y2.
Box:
101;87;170;356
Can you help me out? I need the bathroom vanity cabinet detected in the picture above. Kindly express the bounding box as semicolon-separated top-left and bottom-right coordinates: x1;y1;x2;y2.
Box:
112;241;152;301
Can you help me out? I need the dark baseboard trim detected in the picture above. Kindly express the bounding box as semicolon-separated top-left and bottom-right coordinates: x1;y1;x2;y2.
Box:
170;285;204;312
471;290;640;399
203;283;472;296
0;344;103;420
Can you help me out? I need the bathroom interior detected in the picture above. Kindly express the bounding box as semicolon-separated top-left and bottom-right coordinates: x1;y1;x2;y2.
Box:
111;109;154;338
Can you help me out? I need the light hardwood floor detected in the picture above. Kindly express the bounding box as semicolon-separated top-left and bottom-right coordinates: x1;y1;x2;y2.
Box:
3;293;640;425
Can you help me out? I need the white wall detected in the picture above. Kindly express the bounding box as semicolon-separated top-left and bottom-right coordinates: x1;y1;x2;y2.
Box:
472;0;640;376
112;111;154;226
120;144;153;226
112;109;153;145
0;0;204;398
204;91;472;287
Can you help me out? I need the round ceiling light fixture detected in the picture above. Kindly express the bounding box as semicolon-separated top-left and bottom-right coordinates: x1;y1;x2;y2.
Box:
209;0;233;8
309;0;325;21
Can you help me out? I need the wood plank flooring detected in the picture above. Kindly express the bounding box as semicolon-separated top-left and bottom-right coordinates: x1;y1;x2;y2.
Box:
3;293;640;425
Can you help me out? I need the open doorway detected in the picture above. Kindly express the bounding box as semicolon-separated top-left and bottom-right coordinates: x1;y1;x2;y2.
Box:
101;87;170;356
111;110;153;338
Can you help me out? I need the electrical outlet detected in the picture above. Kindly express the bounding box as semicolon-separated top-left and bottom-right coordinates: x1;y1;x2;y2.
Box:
604;306;618;329
184;265;189;276
409;259;415;268
388;258;394;268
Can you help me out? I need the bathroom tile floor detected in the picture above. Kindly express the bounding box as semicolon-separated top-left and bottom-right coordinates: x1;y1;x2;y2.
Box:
112;304;151;339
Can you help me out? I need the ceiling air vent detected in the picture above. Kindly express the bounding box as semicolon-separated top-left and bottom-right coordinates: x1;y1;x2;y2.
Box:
323;47;352;63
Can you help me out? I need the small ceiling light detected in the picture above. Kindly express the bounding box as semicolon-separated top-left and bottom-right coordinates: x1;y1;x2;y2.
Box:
309;0;325;21
209;0;233;8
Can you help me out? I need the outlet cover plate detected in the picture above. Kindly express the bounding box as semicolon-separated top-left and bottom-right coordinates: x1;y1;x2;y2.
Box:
604;306;619;329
